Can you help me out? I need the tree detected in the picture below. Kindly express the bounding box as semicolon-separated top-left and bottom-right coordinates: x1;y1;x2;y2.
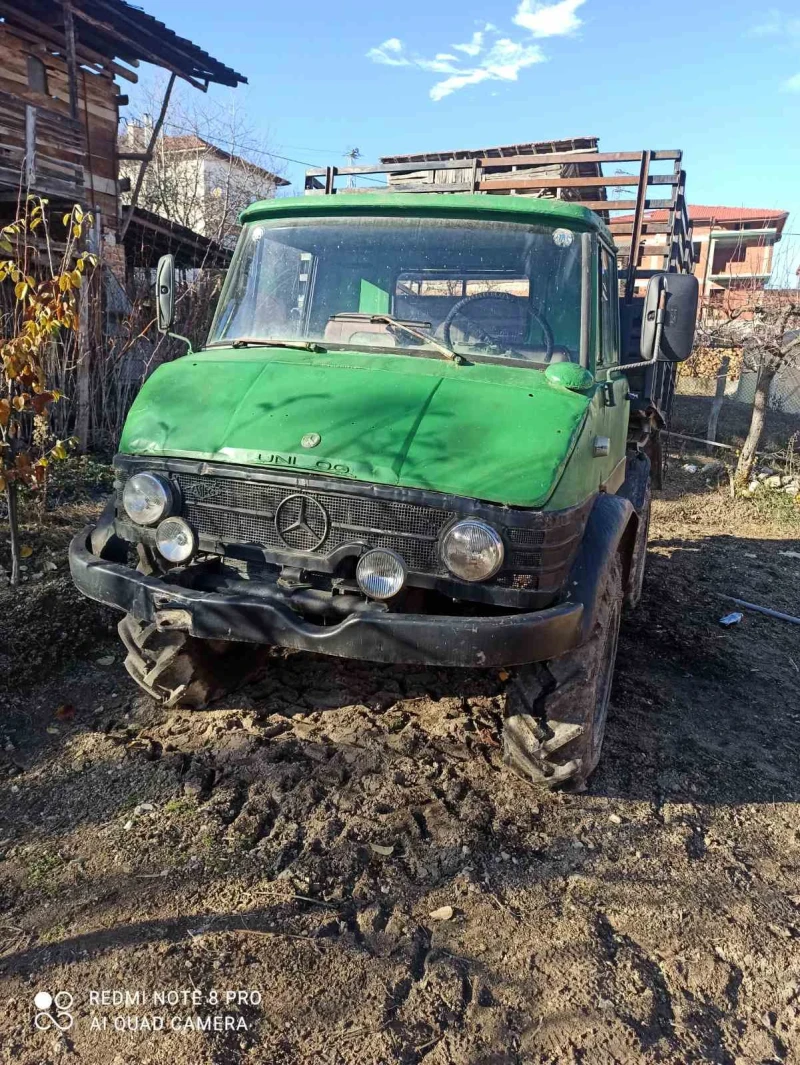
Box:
734;297;799;482
697;278;800;485
120;79;286;247
0;198;96;585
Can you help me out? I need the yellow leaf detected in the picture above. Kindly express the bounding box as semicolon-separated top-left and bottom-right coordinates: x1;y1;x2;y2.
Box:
20;545;33;558
14;281;28;301
59;274;70;292
52;441;68;460
70;270;82;287
72;224;81;238
25;276;35;287
63;213;71;226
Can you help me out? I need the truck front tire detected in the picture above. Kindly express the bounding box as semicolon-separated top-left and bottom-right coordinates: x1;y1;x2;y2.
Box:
503;555;623;789
118;615;263;709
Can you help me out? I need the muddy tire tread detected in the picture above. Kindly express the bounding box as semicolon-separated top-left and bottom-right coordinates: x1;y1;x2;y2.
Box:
118;614;262;709
503;555;623;789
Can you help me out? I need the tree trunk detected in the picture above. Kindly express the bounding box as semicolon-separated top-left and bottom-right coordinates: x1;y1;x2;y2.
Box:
6;481;20;587
736;365;776;484
706;355;729;453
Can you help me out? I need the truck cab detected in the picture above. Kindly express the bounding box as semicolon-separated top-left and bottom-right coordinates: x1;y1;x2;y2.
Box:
70;176;697;789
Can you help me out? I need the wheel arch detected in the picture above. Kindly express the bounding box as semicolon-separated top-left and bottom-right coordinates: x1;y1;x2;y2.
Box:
567;491;637;642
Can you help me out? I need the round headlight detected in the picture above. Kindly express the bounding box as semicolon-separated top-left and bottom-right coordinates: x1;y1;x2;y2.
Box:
155;517;195;564
356;549;406;600
441;520;504;582
122;472;173;526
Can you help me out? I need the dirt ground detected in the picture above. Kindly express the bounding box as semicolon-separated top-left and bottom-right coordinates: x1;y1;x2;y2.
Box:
1;404;800;1065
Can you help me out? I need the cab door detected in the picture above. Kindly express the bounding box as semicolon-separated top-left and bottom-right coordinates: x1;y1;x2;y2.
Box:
595;244;629;492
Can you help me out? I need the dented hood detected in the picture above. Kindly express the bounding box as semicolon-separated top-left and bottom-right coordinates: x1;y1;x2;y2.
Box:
119;347;590;508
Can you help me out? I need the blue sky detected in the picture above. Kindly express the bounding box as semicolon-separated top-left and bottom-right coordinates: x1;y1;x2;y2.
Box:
128;0;800;282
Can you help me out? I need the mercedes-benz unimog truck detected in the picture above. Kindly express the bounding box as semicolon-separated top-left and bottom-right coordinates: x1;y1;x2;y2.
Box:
69;145;698;788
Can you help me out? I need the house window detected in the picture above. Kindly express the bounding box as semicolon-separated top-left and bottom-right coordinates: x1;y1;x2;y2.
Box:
27;55;48;95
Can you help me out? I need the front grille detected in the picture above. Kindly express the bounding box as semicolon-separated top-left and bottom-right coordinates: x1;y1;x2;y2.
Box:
176;472;454;574
116;460;592;602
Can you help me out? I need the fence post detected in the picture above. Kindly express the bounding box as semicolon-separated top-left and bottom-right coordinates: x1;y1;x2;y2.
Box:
25;105;36;187
706;354;730;454
74;215;101;452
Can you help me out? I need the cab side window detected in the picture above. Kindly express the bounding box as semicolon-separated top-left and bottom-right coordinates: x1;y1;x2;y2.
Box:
598;247;618;367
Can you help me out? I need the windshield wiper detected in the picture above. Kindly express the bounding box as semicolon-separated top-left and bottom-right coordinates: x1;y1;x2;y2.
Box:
331;313;466;365
212;338;325;352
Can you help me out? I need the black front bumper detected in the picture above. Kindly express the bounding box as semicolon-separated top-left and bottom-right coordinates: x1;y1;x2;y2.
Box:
68;527;583;668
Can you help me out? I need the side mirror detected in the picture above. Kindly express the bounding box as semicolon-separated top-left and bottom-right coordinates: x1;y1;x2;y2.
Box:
658;273;699;362
639;274;666;361
155;254;175;333
640;272;699;363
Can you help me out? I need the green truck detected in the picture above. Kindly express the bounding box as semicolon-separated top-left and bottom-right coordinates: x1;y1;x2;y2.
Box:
69;146;698;788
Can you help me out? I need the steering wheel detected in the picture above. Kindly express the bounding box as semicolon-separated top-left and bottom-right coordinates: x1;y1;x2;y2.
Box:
441;291;554;361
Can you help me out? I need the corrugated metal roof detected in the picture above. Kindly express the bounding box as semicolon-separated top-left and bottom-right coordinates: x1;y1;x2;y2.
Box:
380;136;599;164
10;1;247;87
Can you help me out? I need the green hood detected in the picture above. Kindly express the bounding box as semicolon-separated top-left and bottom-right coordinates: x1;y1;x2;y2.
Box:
119;347;590;508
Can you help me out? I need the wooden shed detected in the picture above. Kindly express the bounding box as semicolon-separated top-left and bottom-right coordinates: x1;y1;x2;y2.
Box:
0;0;246;233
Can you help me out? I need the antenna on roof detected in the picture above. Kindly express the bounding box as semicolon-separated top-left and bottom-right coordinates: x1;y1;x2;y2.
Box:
344;147;361;189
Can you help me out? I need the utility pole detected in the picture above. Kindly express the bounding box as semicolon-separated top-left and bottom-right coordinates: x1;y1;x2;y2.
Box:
344;147;360;189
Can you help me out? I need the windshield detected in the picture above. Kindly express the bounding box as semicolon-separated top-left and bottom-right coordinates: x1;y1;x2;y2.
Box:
208;214;587;365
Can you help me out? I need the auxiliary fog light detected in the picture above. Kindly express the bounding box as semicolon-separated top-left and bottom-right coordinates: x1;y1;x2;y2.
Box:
356;549;407;600
155;517;196;564
122;472;173;526
441;519;504;582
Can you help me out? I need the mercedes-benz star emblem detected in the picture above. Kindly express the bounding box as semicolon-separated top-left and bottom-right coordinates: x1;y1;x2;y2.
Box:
275;494;329;551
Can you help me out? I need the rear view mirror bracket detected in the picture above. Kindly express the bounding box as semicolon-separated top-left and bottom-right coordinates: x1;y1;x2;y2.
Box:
155;253;193;353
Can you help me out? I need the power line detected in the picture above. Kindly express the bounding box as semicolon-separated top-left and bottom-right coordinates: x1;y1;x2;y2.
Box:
156;120;387;187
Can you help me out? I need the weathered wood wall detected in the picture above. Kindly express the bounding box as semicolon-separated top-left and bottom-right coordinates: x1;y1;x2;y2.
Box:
0;25;119;224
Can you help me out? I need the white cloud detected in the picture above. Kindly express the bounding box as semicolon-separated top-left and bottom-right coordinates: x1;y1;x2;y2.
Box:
784;71;800;91
751;9;800;36
430;70;494;100
513;0;586;38
453;30;486;56
366;38;410;66
430;38;545;99
417;56;461;74
366;5;576;101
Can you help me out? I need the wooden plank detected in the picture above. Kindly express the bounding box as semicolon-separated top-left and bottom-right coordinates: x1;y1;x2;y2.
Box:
62;0;79;121
307;149;681;177
332;188;679;213
0;11;136;82
24;104;35;185
477;173;677;191
564;199;674;212
478;150;680;168
83;171;116;195
608;222;672;235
